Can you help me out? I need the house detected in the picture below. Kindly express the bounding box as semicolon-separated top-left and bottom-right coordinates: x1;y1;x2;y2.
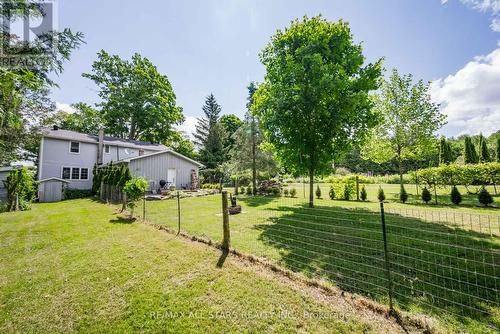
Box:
38;127;203;198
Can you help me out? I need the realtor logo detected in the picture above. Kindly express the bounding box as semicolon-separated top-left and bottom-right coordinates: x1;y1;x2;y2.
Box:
0;0;57;66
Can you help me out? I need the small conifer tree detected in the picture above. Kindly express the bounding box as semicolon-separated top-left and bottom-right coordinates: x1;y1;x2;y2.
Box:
360;185;367;201
478;186;493;207
399;185;408;203
421;187;432;204
289;188;297;198
450;185;462;205
377;187;385;202
315;185;322;199
329;185;336;200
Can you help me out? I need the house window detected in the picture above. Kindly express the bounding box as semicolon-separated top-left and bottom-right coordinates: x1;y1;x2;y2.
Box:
62;167;70;179
71;167;80;180
80;168;89;180
70;141;80;153
104;145;110;154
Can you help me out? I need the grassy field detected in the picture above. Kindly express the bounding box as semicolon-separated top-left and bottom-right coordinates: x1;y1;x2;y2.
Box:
143;192;500;334
0;199;408;334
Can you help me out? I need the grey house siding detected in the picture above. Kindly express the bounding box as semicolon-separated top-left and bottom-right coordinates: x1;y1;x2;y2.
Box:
40;137;96;189
40;138;159;189
128;152;199;189
102;145;157;164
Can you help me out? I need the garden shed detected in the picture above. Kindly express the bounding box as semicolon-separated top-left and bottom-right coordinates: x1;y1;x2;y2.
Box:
117;150;203;192
38;177;70;202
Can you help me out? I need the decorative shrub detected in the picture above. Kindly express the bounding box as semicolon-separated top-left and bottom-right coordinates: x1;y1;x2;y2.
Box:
360;186;367;201
239;186;245;194
259;180;282;195
343;183;353;200
315;185;322;199
329;185;336;200
64;188;93;200
399;185;408;203
283;188;289;196
289;188;297;198
377;187;385;202
450;186;462;205
123;177;149;217
3;168;35;211
421;187;432;204
246;186;253;195
478;186;493;207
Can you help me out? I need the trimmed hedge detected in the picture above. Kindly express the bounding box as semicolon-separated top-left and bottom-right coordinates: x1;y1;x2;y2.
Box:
64;188;93;200
414;163;500;190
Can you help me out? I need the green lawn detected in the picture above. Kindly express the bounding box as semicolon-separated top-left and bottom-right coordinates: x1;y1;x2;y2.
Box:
0;199;405;334
143;192;500;334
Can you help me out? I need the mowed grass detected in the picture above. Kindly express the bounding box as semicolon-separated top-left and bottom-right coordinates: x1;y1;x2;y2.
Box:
144;192;500;334
0;199;404;334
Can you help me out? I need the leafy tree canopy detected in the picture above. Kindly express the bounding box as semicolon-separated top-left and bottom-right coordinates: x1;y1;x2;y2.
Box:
361;69;446;184
83;51;183;143
253;16;382;207
43;102;103;135
0;0;83;163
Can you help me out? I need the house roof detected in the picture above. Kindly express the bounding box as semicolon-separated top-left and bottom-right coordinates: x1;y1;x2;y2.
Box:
38;177;70;183
117;149;204;167
42;128;168;151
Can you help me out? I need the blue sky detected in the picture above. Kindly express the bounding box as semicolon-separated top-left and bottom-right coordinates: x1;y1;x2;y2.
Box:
50;0;500;137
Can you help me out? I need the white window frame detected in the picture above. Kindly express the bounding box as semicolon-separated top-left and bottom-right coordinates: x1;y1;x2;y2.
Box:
69;141;80;154
61;167;71;180
80;168;89;180
71;167;80;180
61;166;90;181
104;144;110;154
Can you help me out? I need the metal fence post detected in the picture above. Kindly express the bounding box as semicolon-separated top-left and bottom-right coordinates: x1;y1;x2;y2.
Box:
221;191;230;251
177;191;181;235
380;202;394;311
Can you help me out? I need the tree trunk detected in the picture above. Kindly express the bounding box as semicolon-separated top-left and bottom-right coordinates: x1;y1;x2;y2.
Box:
309;168;314;208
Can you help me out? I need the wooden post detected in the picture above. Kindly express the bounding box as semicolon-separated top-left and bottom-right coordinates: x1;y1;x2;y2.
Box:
142;192;146;220
356;176;360;201
177;191;181;235
434;183;438;205
221;191;230;251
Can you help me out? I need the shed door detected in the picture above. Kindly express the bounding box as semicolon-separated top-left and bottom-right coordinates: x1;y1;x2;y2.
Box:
44;181;63;202
167;168;176;186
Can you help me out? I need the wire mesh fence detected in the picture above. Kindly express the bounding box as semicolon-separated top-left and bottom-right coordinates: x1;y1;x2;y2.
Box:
138;191;499;332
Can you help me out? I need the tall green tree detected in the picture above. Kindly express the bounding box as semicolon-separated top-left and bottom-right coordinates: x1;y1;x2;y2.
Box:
439;136;453;165
463;136;479;164
362;69;446;186
82;51;183;143
0;1;83;163
496;137;500;162
43;102;103;134
220;114;242;156
254;16;382;207
166;132;197;160
247;82;259;193
194;94;225;170
478;133;491;163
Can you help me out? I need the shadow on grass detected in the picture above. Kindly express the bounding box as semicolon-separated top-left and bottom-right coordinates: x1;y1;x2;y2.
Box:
109;216;136;224
253;202;500;330
238;195;276;207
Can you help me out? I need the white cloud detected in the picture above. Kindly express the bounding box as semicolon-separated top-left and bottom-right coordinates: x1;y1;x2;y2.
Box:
175;116;198;140
55;102;77;114
442;0;500;31
430;47;500;136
